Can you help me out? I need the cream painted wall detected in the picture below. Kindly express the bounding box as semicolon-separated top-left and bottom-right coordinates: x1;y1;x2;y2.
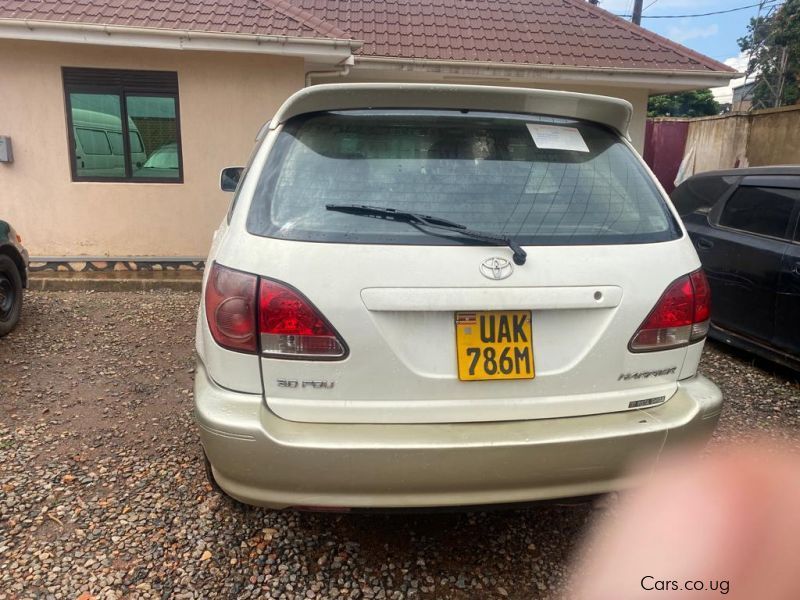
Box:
0;40;305;257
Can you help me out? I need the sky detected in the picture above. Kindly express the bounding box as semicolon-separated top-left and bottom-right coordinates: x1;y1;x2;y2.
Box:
595;0;786;102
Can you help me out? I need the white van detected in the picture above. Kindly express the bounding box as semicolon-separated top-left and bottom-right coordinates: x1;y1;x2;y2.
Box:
72;108;146;178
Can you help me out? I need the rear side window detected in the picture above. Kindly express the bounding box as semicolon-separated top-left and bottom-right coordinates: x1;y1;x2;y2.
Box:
719;186;798;240
671;174;739;217
247;110;679;246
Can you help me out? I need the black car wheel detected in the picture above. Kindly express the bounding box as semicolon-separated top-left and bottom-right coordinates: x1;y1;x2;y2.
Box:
0;255;22;337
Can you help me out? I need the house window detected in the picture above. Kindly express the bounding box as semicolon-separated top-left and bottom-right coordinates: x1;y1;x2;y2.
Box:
63;68;183;182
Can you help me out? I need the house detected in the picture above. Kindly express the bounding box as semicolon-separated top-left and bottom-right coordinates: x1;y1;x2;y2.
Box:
732;81;757;112
0;0;737;265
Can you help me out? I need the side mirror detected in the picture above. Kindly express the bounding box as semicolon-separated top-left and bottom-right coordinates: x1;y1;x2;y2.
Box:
220;166;244;192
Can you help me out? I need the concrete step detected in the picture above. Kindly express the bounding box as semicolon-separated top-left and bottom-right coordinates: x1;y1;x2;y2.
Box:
28;270;202;292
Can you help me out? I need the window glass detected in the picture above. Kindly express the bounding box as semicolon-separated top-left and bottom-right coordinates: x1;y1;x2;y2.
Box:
75;129;111;155
719;186;798;240
248;110;679;246
69;93;125;178
129;132;145;154
127;96;179;179
63;69;182;182
106;131;144;156
671;174;738;217
107;131;124;155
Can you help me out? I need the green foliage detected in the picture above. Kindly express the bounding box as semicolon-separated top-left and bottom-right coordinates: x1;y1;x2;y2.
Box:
647;89;721;117
738;0;800;109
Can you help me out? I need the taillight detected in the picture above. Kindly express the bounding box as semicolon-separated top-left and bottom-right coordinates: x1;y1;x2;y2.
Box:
258;279;346;358
689;270;711;341
629;269;711;352
205;264;346;358
205;263;258;353
205;263;346;359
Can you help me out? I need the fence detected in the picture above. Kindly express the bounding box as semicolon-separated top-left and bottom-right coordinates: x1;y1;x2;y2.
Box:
644;104;800;192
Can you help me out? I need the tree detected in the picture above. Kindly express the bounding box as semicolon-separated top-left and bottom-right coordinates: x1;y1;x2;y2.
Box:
647;89;720;117
738;0;800;109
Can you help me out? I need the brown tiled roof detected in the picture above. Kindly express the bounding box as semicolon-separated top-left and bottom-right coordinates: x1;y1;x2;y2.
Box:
0;0;735;73
0;0;351;39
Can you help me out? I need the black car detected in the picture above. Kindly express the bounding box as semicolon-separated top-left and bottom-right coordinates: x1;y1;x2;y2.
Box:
672;166;800;371
0;220;28;336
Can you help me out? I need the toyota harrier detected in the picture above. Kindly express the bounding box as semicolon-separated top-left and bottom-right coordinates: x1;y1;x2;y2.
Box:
195;84;722;509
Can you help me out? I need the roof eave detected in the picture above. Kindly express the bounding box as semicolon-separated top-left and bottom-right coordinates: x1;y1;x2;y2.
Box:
0;18;361;63
348;56;741;92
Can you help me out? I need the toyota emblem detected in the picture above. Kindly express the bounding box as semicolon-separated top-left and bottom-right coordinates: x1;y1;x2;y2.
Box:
479;257;513;280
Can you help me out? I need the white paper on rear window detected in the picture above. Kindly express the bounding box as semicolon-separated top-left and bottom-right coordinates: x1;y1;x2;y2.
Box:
526;123;590;153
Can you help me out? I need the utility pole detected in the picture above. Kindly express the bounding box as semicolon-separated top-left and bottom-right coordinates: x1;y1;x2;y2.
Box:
632;0;644;25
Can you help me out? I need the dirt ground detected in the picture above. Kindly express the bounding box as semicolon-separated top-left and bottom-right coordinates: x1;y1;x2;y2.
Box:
1;290;798;599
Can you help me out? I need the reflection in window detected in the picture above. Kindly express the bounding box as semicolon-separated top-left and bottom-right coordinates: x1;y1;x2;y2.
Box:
75;129;112;155
63;68;182;182
129;131;145;154
107;131;124;156
127;96;179;179
70;93;125;178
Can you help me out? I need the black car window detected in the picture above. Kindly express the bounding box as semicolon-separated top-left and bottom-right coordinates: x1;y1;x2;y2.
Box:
671;174;738;217
719;186;799;240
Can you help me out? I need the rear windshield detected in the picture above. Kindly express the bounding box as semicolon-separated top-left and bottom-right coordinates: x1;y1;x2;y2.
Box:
246;110;679;246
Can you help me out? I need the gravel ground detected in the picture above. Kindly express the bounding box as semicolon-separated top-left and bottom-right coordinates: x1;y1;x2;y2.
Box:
1;290;798;600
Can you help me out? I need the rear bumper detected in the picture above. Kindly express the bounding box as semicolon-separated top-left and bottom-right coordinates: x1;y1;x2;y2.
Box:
195;363;722;509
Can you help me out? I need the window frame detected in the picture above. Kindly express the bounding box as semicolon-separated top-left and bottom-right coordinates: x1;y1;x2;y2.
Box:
62;68;184;184
714;184;800;243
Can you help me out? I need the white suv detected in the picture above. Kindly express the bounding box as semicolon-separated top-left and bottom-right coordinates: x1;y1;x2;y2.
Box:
195;84;722;509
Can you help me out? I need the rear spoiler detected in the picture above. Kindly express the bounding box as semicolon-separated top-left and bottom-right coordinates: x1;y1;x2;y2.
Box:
269;83;632;139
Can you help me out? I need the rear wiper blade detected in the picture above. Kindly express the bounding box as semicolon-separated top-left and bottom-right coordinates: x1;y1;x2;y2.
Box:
325;203;466;229
326;203;527;265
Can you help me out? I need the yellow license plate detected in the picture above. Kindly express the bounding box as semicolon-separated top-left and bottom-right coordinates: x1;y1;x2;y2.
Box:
455;310;535;381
